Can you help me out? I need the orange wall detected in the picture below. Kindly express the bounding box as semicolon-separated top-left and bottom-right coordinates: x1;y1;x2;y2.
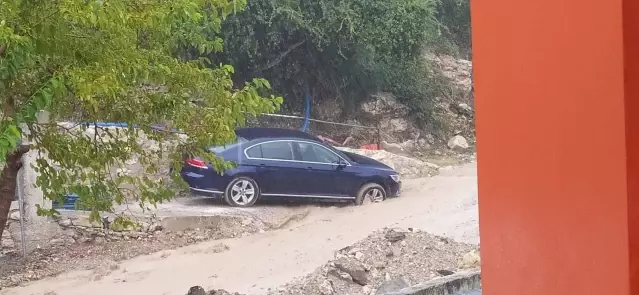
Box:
625;0;639;293
471;0;637;293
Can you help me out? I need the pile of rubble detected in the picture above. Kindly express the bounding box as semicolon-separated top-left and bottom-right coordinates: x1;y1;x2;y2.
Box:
186;228;480;295
338;147;440;179
267;228;479;295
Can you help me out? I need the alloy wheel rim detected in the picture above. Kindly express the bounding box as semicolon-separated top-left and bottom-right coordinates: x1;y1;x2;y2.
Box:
231;180;255;205
363;188;383;205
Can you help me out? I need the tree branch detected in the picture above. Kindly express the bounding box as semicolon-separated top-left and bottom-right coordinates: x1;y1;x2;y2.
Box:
259;39;307;71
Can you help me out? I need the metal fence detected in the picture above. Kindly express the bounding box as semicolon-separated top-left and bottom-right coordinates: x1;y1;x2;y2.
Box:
247;113;387;149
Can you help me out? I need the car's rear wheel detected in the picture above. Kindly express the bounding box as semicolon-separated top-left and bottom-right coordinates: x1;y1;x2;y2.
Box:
224;177;260;207
355;183;386;206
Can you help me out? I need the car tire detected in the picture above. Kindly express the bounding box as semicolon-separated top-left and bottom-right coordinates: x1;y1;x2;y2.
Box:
224;177;260;207
354;183;386;206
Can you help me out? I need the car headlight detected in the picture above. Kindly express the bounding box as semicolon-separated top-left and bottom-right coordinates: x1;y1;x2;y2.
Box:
390;174;400;182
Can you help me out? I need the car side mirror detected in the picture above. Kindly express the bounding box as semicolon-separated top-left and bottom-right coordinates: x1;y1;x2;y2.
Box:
337;158;347;169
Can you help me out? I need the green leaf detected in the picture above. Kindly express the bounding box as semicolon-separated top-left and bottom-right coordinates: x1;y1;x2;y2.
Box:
0;0;282;227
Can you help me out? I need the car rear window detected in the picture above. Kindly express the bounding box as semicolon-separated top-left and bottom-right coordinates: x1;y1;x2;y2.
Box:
208;137;248;154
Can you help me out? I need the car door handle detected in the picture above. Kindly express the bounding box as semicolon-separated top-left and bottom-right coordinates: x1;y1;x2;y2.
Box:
307;166;313;170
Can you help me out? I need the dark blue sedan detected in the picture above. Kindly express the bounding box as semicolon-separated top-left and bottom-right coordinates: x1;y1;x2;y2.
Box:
181;128;401;207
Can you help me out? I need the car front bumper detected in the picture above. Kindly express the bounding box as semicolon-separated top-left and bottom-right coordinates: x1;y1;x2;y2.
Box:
388;181;402;197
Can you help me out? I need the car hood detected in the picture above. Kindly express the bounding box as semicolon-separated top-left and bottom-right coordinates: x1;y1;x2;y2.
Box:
341;151;394;171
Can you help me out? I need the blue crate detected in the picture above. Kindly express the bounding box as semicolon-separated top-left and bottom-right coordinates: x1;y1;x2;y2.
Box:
52;194;80;210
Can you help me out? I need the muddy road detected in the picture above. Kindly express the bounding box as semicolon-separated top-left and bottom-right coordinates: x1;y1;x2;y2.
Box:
1;162;478;295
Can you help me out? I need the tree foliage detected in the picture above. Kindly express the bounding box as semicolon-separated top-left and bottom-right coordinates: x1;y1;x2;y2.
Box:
0;0;281;228
204;0;432;116
203;0;469;126
435;0;472;58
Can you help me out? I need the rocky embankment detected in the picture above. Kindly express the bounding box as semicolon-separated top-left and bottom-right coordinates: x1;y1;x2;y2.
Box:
338;147;440;179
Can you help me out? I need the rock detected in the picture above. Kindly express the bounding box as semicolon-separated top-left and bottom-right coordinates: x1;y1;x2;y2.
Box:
209;289;244;295
334;258;369;286
9;210;20;221
336;271;352;281
384;229;406;243
447;135;469;151
318;279;334;295
380;141;405;154
73;218;93;228
354;251;365;261
425;134;436;145
210;243;230;253
125;157;138;165
140;222;151;232
116;168;130;176
375;278;409;294
186;286;207;295
460;249;481;268
361;93;409;117
93;237;106;245
50;239;66;247
241;218;253;227
417;138;431;149
381;118;409;133
436;269;455;276
399;140;416;152
391;246;402;257
1;236;15;248
59;218;72;227
455;103;473;116
374;261;387;269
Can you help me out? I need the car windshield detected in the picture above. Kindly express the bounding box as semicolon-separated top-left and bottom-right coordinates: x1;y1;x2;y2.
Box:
208;137;248;154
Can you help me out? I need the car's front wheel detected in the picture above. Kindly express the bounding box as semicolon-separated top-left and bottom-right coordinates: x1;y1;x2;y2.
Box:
354;183;386;206
224;177;260;207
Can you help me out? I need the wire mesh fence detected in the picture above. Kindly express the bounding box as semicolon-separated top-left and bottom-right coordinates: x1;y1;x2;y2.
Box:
246;113;386;149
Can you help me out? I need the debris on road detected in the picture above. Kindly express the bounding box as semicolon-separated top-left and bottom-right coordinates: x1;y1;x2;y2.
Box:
186;286;244;295
266;228;479;295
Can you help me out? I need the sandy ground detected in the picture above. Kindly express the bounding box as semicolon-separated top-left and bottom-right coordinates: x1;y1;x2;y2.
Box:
0;162;478;295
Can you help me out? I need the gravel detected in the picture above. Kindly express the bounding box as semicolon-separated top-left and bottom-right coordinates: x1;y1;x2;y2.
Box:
265;228;480;295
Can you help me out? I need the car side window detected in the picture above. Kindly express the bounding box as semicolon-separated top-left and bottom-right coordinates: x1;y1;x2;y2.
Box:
245;145;263;158
296;142;340;164
248;141;294;160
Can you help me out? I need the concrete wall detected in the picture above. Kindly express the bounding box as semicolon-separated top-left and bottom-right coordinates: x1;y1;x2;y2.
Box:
385;270;481;295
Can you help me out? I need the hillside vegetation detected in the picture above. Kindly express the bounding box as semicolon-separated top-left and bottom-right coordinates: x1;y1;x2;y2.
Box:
195;0;472;130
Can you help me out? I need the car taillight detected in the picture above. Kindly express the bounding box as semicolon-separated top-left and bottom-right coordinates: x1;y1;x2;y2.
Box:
186;158;208;169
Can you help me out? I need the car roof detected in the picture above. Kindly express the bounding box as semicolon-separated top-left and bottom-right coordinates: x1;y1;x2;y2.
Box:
235;127;321;142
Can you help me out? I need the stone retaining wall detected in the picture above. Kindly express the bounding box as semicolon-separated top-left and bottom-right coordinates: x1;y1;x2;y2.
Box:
53;214;163;244
385;270;481;295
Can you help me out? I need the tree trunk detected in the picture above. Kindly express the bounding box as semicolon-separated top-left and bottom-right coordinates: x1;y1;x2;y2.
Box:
0;147;28;244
